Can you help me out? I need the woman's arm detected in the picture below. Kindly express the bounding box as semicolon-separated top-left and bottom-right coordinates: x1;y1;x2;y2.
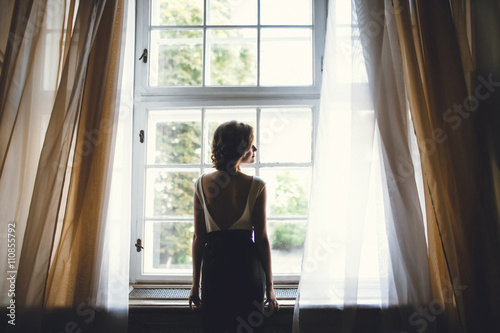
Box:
189;192;206;309
253;187;279;311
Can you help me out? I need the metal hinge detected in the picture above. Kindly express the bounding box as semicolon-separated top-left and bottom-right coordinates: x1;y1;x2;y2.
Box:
135;238;144;252
139;48;148;63
139;130;144;143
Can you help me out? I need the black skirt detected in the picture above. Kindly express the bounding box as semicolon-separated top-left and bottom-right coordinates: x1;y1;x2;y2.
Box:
202;229;266;333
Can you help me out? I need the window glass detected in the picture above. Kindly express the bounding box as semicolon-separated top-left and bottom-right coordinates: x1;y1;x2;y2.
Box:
268;220;307;274
151;0;204;26
260;0;312;25
260;108;312;163
208;0;258;25
260;167;311;218
260;29;313;86
145;169;200;218
147;110;202;164
206;29;257;86
148;0;314;87
143;221;194;273
150;30;203;86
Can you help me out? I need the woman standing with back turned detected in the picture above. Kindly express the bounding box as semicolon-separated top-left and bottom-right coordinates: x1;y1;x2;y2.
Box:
189;121;279;332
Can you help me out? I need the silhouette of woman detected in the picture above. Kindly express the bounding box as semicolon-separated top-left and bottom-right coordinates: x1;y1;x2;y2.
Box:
189;121;279;332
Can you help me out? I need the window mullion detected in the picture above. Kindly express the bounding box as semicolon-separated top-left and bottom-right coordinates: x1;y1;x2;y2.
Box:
201;108;206;174
257;0;261;86
256;107;261;177
202;0;207;86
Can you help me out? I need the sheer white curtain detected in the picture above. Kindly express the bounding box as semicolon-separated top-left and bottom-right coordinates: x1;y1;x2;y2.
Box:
293;0;432;332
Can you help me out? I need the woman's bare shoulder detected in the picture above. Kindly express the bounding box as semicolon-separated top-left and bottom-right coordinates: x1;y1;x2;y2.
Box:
252;175;266;187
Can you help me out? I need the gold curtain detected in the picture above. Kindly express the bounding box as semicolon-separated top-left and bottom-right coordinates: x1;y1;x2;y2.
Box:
44;0;124;308
394;0;500;332
0;1;127;332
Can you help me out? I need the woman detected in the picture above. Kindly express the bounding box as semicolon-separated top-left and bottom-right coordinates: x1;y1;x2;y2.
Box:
189;121;279;333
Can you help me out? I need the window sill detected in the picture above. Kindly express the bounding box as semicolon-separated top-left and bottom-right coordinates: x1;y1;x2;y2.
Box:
129;283;297;309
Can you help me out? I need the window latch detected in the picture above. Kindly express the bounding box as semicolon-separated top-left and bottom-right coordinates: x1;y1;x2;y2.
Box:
139;130;144;143
139;48;148;63
135;239;144;252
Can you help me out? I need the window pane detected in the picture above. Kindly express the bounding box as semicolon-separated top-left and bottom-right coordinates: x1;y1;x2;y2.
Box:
260;29;312;86
143;221;193;274
260;108;312;163
145;169;200;218
261;0;312;25
151;0;203;26
204;109;257;164
147;110;201;164
268;220;306;274
259;168;311;217
150;30;203;86
208;0;257;25
206;29;257;86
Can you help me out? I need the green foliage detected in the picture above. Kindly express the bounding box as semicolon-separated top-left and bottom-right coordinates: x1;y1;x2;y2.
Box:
210;40;256;85
154;122;200;219
270;171;309;216
155;121;201;164
269;171;309;251
156;222;193;267
159;0;203;25
271;222;307;251
156;0;256;86
158;30;203;86
153;121;200;266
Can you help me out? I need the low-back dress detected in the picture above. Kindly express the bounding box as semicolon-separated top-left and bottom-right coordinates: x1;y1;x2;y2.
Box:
194;175;266;333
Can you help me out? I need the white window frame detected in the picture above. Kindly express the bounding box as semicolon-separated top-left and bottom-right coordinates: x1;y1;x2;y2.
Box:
131;0;328;284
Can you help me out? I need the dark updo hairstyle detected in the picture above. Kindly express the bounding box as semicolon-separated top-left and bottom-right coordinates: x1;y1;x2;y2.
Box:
211;121;254;175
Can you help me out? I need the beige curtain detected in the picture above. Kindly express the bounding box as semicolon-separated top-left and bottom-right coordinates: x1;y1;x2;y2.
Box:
0;1;129;332
44;0;124;308
394;0;500;332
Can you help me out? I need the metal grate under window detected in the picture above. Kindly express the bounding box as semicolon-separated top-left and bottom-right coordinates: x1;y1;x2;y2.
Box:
130;288;297;299
130;288;189;299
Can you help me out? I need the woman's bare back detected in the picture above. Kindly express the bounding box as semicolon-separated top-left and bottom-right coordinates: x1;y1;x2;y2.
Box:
201;171;253;230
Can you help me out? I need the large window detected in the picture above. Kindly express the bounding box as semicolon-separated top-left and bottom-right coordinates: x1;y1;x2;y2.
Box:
131;0;327;282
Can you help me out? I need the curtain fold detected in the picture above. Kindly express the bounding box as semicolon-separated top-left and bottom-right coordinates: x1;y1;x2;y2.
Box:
393;0;500;331
0;0;15;77
1;0;78;311
44;0;123;308
354;0;431;307
15;2;108;329
0;1;132;332
293;1;432;332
